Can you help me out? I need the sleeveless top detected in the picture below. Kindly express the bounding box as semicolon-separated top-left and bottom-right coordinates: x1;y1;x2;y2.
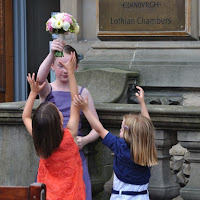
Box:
45;87;84;132
45;87;85;159
37;128;86;200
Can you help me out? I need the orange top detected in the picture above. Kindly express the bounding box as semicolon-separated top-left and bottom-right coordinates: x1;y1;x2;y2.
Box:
37;128;86;200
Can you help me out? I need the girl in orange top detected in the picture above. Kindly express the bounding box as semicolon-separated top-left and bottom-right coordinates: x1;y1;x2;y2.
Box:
22;52;86;200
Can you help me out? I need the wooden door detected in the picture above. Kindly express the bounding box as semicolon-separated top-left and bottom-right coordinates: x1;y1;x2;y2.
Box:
0;0;13;102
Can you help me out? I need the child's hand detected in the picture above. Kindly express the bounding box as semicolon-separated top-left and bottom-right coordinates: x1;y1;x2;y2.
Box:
27;73;46;95
76;136;87;150
73;95;88;111
51;39;65;54
59;52;76;72
135;86;145;104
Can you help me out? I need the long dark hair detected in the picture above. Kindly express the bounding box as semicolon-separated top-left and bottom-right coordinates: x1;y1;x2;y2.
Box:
32;102;63;159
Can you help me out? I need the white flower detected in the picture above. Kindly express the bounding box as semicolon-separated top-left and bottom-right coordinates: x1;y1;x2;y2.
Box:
55;19;63;29
74;25;80;34
55;13;64;20
63;21;70;31
51;18;56;29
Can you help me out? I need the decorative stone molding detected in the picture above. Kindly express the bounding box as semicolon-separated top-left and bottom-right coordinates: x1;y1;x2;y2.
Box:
170;143;190;187
178;131;200;200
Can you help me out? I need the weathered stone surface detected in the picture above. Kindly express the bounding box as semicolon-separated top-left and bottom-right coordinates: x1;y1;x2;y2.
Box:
76;68;138;103
172;156;184;171
172;196;184;200
169;143;187;156
183;92;200;106
182;163;191;176
79;41;200;88
178;131;200;200
177;170;186;184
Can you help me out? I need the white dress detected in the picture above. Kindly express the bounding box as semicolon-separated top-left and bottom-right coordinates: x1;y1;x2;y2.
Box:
110;173;149;200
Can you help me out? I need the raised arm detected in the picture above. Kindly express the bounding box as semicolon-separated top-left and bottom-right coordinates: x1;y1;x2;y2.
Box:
22;73;46;135
135;86;150;119
74;95;109;139
59;52;79;138
37;39;65;101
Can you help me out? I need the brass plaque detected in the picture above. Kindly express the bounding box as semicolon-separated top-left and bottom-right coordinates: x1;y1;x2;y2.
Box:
96;0;200;40
99;0;185;32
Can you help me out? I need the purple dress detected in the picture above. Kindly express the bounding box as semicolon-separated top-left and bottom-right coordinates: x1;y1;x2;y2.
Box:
46;87;92;200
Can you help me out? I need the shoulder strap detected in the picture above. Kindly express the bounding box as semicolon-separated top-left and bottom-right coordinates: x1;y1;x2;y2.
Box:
79;86;84;95
49;84;52;91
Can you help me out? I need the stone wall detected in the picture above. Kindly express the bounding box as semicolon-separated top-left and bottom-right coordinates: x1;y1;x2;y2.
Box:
1;97;200;200
0;101;39;186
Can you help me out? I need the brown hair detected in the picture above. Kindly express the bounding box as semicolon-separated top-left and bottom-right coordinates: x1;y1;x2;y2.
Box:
64;45;79;65
32;102;63;159
123;114;157;167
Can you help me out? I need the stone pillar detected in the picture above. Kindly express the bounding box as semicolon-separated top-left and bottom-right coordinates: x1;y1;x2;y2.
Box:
178;131;200;200
87;140;105;196
149;130;180;200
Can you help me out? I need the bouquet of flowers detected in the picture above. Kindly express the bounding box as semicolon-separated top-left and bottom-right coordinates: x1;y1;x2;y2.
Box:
46;12;80;57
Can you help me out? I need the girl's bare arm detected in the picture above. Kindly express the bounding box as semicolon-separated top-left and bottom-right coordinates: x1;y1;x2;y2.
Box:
135;86;150;119
59;52;79;138
22;74;46;135
37;39;65;101
74;95;109;139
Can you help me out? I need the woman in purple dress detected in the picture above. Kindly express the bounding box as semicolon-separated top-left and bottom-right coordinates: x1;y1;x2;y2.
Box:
37;39;99;200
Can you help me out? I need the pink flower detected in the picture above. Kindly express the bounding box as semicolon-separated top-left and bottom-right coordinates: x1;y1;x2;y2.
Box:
63;15;73;24
46;20;53;32
65;13;72;18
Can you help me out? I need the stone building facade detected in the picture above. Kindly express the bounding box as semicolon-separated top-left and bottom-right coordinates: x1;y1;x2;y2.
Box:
1;1;200;200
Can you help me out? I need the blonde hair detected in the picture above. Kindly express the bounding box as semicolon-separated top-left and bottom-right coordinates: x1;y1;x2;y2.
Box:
123;114;157;167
